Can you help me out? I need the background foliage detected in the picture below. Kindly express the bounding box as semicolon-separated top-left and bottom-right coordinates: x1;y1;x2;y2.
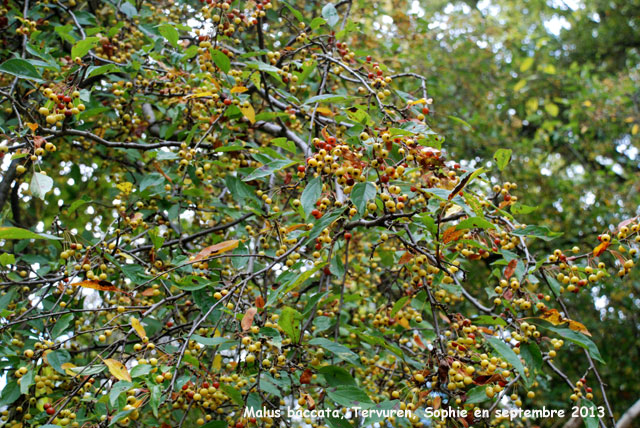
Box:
0;0;639;428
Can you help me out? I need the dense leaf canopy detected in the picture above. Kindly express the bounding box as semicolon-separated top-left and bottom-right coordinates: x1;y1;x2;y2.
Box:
0;1;639;428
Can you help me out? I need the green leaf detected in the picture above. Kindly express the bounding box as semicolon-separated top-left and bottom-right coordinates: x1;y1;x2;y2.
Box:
109;381;133;406
318;365;356;386
210;49;231;73
130;363;152;378
301;177;322;218
0;58;44;82
30;172;54;200
447;115;473;129
139;173;164;191
71;37;100;59
308;338;359;365
322;3;340;27
511;203;537;214
243;160;296;182
0;227;61;240
579;399;599;428
244;60;280;73
67;365;106;376
0;253;15;266
456;216;495;230
119;2;137;18
267;262;325;306
47;350;71;375
511;225;562;241
109;409;133;426
221;385;244;406
493;148;512;171
473;315;507;326
51;313;73;339
68;198;90;214
280;0;305;22
484;335;528;386
543;326;605;364
390;296;409;317
520;342;543;372
271;137;297;153
158;24;179;47
20;367;34;394
465;386;490;404
326;385;372;407
351;182;377;215
310;17;326;30
304;93;350;104
149;384;162;417
0;381;20;406
191;334;233;347
279;306;303;343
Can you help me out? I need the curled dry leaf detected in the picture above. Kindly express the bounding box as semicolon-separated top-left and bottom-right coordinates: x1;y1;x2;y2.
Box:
300;368;313;384
413;334;426;349
442;226;465;244
241;307;258;331
504;259;518;280
72;280;128;294
193;239;239;262
432;395;442;410
593;241;609;257
398;251;414;264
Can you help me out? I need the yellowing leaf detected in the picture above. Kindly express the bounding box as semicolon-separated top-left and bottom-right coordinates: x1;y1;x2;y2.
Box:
185;91;214;99
130;316;146;339
543;64;556;74
567;320;591;336
398;317;410;329
408;98;427;106
593;241;609;257
520;57;534;72
26;122;38;132
193;240;239;262
315;107;334;117
632;124;639;135
61;362;77;376
230;86;248;94
213;354;222;370
240;103;256;123
241;307;258;331
545;102;559;117
526;98;539;113
513;79;526;92
539;309;591;336
101;358;131;382
582;100;592;107
540;308;564;325
72;280;128;294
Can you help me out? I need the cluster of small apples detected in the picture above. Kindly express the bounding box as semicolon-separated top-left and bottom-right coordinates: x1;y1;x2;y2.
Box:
14;17;41;36
199;0;271;35
38;87;84;128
